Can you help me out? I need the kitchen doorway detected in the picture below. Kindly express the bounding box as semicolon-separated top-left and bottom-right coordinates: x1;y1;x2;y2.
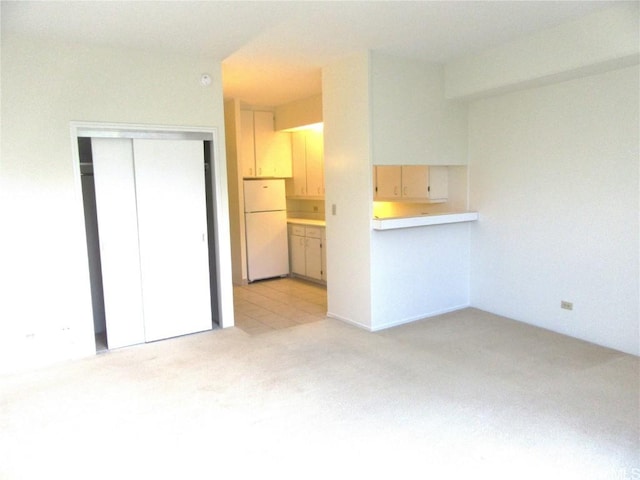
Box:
233;277;327;335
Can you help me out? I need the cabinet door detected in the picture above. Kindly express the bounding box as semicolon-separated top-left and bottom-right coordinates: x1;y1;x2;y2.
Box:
254;111;292;177
428;166;449;201
240;110;256;177
290;131;307;196
401;165;429;198
133;139;212;343
273;129;293;178
305;237;323;281
375;165;401;199
305;130;324;197
253;111;272;177
290;234;306;275
321;229;327;282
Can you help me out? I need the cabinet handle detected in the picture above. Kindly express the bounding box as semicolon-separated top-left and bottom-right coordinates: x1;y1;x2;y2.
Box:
394;186;398;196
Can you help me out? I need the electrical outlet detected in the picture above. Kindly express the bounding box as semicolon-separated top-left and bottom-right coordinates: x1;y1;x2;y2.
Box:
561;301;573;311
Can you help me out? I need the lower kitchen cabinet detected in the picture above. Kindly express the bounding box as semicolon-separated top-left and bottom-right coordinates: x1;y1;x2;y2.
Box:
289;224;326;283
290;229;306;276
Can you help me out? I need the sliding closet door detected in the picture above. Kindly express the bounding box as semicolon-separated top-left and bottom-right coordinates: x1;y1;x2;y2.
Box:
91;138;146;349
133;139;212;342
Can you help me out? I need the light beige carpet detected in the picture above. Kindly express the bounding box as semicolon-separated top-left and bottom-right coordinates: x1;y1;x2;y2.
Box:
0;308;637;479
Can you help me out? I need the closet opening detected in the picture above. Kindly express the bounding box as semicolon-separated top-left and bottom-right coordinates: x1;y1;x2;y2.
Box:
78;132;221;353
204;140;220;327
78;137;108;352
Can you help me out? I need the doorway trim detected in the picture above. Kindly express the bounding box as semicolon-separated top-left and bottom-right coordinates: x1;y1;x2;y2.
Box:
70;121;235;353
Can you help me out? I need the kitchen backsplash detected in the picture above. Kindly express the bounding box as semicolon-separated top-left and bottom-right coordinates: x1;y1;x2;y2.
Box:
286;198;325;220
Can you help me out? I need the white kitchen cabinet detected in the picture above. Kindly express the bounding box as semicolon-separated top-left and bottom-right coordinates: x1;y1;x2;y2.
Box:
241;110;292;178
304;227;323;281
374;165;448;202
401;165;429;198
374;165;402;198
305;130;324;197
288;130;324;197
288;224;326;283
290;132;306;196
240;110;256;178
426;166;449;201
290;228;306;277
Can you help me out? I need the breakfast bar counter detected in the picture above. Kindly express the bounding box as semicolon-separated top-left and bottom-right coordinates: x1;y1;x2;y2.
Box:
371;211;479;230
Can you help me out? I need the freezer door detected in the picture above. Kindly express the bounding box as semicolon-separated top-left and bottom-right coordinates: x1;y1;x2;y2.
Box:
245;210;289;281
244;179;286;212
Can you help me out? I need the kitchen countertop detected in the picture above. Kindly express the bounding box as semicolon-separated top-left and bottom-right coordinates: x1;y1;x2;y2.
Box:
287;218;326;227
371;211;479;230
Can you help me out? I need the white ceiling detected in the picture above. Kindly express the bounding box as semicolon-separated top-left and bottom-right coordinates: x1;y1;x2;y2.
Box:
1;1;618;106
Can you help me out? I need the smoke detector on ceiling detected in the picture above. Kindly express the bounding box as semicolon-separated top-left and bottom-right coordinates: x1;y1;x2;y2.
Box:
200;74;212;86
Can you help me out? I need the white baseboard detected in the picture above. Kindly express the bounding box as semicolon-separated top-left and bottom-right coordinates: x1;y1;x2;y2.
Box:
326;312;371;331
327;304;470;333
370;304;470;332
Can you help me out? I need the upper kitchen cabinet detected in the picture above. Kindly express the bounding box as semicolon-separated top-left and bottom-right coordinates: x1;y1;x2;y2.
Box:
240;110;292;178
288;129;324;198
370;52;467;166
374;165;448;202
374;165;402;198
425;166;448;201
239;109;255;177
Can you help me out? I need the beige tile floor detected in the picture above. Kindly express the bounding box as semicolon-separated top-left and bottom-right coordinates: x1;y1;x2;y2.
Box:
233;277;327;335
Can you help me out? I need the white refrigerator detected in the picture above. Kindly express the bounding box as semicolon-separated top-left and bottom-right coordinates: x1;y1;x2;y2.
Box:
244;179;289;282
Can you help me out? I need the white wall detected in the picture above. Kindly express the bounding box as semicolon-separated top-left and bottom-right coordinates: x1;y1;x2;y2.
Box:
322;52;373;328
370;52;467;166
223;98;248;285
0;34;231;372
275;94;323;131
370;223;471;330
468;65;639;355
323;51;473;331
367;53;472;330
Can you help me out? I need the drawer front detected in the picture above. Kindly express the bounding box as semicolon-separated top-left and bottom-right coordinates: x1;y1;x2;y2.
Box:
290;225;306;236
305;226;323;239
